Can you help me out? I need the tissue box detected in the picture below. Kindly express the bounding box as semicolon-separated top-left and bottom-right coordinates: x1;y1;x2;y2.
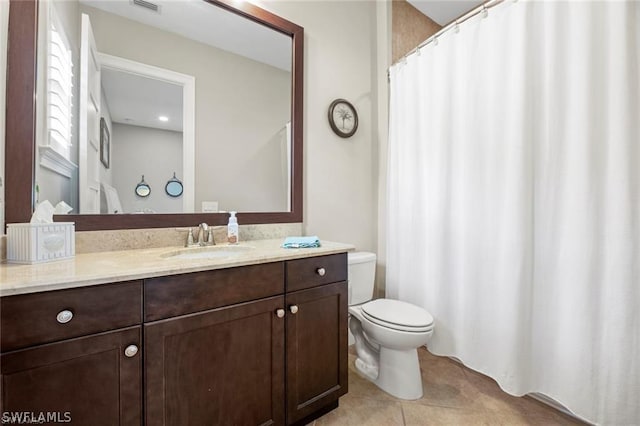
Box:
7;222;75;264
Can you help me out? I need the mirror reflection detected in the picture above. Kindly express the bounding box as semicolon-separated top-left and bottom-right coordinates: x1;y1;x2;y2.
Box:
36;0;293;215
134;175;151;199
165;173;184;198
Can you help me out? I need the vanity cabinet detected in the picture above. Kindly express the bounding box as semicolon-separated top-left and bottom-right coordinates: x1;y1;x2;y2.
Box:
143;255;348;426
284;254;349;424
143;264;286;425
145;296;286;425
285;282;348;424
0;282;143;425
0;252;348;426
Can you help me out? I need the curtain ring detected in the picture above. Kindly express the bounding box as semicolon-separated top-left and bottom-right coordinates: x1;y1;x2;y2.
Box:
433;36;439;46
454;21;460;33
481;6;488;18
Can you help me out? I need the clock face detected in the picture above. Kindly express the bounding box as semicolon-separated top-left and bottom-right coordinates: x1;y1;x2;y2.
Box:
333;103;355;132
328;99;358;138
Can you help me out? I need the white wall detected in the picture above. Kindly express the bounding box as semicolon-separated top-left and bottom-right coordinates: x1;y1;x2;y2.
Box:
111;123;183;214
375;1;392;296
259;1;388;254
197;121;290;212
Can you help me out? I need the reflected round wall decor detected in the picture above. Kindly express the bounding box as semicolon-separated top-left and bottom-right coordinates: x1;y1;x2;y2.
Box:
165;172;184;197
135;175;151;197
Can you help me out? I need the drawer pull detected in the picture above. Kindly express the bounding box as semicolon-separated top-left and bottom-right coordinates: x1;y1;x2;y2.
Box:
124;345;139;358
276;309;285;318
289;305;299;314
316;267;326;276
56;310;73;324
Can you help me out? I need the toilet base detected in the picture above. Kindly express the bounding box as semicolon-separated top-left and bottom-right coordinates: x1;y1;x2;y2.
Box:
349;305;430;400
375;347;423;400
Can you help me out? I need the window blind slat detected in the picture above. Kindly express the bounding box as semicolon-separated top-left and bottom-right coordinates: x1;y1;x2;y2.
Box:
47;16;74;158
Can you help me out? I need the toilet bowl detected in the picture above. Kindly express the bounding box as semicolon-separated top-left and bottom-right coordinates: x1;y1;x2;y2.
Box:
349;299;433;399
348;252;435;400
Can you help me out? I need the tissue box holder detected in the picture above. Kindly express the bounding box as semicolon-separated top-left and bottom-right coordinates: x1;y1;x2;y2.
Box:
7;222;75;264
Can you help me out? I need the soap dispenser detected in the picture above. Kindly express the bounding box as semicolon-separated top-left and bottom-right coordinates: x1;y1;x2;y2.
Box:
227;211;239;244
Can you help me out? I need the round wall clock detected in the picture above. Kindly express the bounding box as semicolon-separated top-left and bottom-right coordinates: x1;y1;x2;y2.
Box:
328;99;358;138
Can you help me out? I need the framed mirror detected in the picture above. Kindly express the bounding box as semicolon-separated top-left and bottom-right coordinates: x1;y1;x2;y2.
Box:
5;0;303;231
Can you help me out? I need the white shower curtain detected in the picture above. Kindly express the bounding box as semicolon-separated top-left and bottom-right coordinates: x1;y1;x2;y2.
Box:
386;1;639;424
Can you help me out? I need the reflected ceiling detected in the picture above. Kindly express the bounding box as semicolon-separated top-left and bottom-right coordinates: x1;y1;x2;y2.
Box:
80;0;292;71
101;68;184;132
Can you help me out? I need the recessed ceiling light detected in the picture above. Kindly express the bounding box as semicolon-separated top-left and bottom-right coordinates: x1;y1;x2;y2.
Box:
158;116;169;122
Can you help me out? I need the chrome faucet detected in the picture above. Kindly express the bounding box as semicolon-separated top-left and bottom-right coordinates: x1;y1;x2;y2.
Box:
185;223;215;247
198;223;211;246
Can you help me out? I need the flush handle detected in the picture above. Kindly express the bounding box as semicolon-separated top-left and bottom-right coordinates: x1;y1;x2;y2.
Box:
56;310;73;324
289;305;299;314
124;345;139;358
316;267;326;276
276;309;285;318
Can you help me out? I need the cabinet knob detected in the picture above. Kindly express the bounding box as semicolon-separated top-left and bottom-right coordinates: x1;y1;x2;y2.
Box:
56;310;73;324
124;345;139;358
276;309;285;318
316;267;326;276
289;305;299;314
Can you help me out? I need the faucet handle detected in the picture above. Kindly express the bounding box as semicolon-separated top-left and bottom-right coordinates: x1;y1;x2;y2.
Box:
186;228;195;247
207;229;215;245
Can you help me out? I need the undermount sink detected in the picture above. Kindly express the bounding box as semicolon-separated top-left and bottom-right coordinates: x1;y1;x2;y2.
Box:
162;245;255;260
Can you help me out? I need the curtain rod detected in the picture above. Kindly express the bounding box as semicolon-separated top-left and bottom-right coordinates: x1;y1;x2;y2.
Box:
391;0;506;69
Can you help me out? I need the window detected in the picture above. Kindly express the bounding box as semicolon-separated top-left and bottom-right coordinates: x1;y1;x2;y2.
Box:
46;6;73;159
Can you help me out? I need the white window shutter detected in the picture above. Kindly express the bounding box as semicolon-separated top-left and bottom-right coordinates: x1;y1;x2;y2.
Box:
47;9;73;159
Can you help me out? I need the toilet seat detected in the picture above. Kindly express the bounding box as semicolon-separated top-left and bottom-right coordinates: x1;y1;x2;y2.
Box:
361;299;434;333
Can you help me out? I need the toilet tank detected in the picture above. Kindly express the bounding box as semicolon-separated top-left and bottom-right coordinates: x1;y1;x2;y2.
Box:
348;252;377;305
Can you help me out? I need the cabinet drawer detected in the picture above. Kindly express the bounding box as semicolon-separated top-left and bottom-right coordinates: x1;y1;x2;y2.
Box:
286;253;347;292
144;262;284;321
1;281;142;352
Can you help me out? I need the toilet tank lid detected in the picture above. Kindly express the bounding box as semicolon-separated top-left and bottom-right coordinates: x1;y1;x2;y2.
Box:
348;251;376;265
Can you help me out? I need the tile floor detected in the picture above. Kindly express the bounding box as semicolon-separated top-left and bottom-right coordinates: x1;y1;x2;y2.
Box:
311;347;585;426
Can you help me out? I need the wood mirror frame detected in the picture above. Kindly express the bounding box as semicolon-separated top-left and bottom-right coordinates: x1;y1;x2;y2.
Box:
4;0;303;231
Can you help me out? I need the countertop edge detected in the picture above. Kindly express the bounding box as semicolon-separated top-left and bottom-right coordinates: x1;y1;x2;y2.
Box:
0;240;355;297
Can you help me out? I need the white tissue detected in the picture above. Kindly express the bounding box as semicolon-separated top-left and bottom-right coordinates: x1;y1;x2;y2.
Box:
30;200;73;223
54;201;73;215
31;201;55;224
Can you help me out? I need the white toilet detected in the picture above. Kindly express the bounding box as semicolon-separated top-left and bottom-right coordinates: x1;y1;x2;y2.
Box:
348;252;434;400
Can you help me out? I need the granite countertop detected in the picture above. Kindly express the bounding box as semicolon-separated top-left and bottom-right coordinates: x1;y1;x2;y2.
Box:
0;239;354;297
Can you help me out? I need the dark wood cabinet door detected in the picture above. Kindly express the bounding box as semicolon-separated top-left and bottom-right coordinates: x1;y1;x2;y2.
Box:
285;282;348;425
145;296;286;426
0;326;142;426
